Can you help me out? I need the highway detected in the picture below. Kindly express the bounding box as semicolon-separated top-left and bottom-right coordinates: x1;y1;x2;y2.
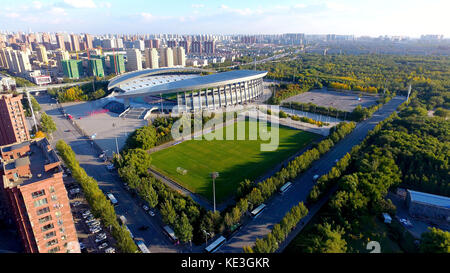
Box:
35;93;182;253
16;81;90;93
218;96;405;253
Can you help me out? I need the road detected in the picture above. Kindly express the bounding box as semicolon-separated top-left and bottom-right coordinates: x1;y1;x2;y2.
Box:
35;93;181;253
16;81;90;93
218;96;405;253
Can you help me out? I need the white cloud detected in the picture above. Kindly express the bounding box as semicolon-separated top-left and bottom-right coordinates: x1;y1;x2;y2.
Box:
191;4;205;8
50;7;68;16
5;13;20;18
63;0;97;9
32;1;43;9
141;12;155;21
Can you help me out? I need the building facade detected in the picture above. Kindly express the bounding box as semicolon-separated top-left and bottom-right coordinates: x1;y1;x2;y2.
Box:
0;139;80;253
61;60;83;79
158;47;173;68
144;48;159;69
109;54;126;74
126;48;142;71
0;94;30;146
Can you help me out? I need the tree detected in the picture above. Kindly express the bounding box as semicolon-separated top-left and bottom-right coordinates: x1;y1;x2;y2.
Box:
174;213;193;243
420;227;450;253
40;112;57;137
126;125;157;150
160;200;177;225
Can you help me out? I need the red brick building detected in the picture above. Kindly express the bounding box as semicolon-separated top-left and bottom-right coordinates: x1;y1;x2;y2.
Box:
0;94;30;146
0;138;80;253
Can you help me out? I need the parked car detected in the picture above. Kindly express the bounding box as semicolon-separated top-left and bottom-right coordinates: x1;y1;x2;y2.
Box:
96;233;107;240
90;227;102;234
106;164;115;170
142;205;149;211
98;242;108;250
105;247;115;253
79;242;86;250
81;210;91;217
71;201;82;207
148;210;155;217
95;237;106;243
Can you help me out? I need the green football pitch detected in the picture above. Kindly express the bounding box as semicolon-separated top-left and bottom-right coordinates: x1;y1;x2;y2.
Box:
150;120;319;203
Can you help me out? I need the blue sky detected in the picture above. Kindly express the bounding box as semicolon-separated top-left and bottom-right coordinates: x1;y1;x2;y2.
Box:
1;0;449;37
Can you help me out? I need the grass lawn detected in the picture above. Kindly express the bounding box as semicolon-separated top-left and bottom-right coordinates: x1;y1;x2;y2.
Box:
150;120;319;203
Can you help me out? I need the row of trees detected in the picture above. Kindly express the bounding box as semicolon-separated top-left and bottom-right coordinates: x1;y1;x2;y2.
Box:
223;122;356;232
243;202;308;253
55;140;138;253
268;83;314;104
47;81;109;103
328;82;378;93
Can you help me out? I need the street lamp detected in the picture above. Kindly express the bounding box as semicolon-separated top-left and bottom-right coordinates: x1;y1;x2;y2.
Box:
210;172;219;212
202;230;211;246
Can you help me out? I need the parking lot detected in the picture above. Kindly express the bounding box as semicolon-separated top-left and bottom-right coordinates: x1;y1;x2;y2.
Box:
282;88;380;112
63;170;116;253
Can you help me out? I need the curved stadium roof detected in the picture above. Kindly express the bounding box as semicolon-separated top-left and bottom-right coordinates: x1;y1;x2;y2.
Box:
107;67;216;90
110;69;268;99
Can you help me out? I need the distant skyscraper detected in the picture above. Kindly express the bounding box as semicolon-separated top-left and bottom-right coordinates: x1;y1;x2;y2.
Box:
144;48;159;69
179;40;191;54
36;45;48;64
167;40;177;48
173;47;186;67
54;50;70;72
84;34;93;49
126;48;142;71
133;40;145;51
70;34;80;52
191;41;202;54
152;39;160;48
55;33;65;51
158;47;173;68
203;40;215;54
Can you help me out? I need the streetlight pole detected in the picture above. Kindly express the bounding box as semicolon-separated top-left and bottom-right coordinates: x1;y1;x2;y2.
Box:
210;172;219;212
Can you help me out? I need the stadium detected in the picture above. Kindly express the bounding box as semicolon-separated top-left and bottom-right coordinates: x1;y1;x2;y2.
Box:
107;67;268;113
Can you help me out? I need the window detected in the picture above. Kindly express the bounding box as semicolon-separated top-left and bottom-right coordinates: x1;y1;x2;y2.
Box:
61;235;66;241
34;198;48;208
59;227;65;234
51;195;57;201
36;207;50;216
49;186;55;193
46;239;58;247
38;215;52;224
48;246;60;253
55;211;61;218
44;231;56;239
57;220;63;226
31;190;46;199
41;223;54;232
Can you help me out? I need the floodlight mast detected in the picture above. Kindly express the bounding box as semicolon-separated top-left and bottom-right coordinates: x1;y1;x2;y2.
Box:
210;172;219;212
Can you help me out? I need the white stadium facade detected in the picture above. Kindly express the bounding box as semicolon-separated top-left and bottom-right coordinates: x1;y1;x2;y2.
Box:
107;67;268;112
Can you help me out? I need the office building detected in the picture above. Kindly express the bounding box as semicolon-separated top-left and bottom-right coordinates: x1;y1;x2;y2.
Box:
126;48;142;71
0;138;80;253
84;34;93;49
54;50;70;72
0;94;30;146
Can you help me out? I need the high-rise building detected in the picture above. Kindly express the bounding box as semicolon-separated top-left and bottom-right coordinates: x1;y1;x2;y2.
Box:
116;38;124;49
61;60;83;79
152;39;160;48
88;58;105;77
102;39;116;49
173;47;186;67
0;138;80;253
167;40;177;48
54;50;70;72
0;48;9;69
109;54;125;74
179;40;191;54
144;48;159;69
0;94;30;146
70;34;80;52
126;48;142;71
133;40;145;51
84;34;93;49
158;47;173;68
191;41;202;54
55;34;65;51
36;45;48;64
8;50;32;73
203;40;215;54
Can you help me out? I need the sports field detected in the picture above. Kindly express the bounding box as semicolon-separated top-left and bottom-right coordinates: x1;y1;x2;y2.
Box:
150;120;319;203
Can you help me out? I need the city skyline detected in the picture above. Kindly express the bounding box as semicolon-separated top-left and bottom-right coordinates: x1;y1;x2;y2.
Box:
1;0;449;37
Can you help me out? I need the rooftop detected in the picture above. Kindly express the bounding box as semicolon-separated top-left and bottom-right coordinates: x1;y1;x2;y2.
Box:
114;69;268;98
408;190;450;209
1;141;31;153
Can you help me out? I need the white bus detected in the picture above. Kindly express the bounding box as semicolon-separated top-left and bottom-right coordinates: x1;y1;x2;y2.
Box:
250;203;266;218
163;225;178;242
204;236;226;253
107;193;118;205
136;240;150;253
279;182;293;194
